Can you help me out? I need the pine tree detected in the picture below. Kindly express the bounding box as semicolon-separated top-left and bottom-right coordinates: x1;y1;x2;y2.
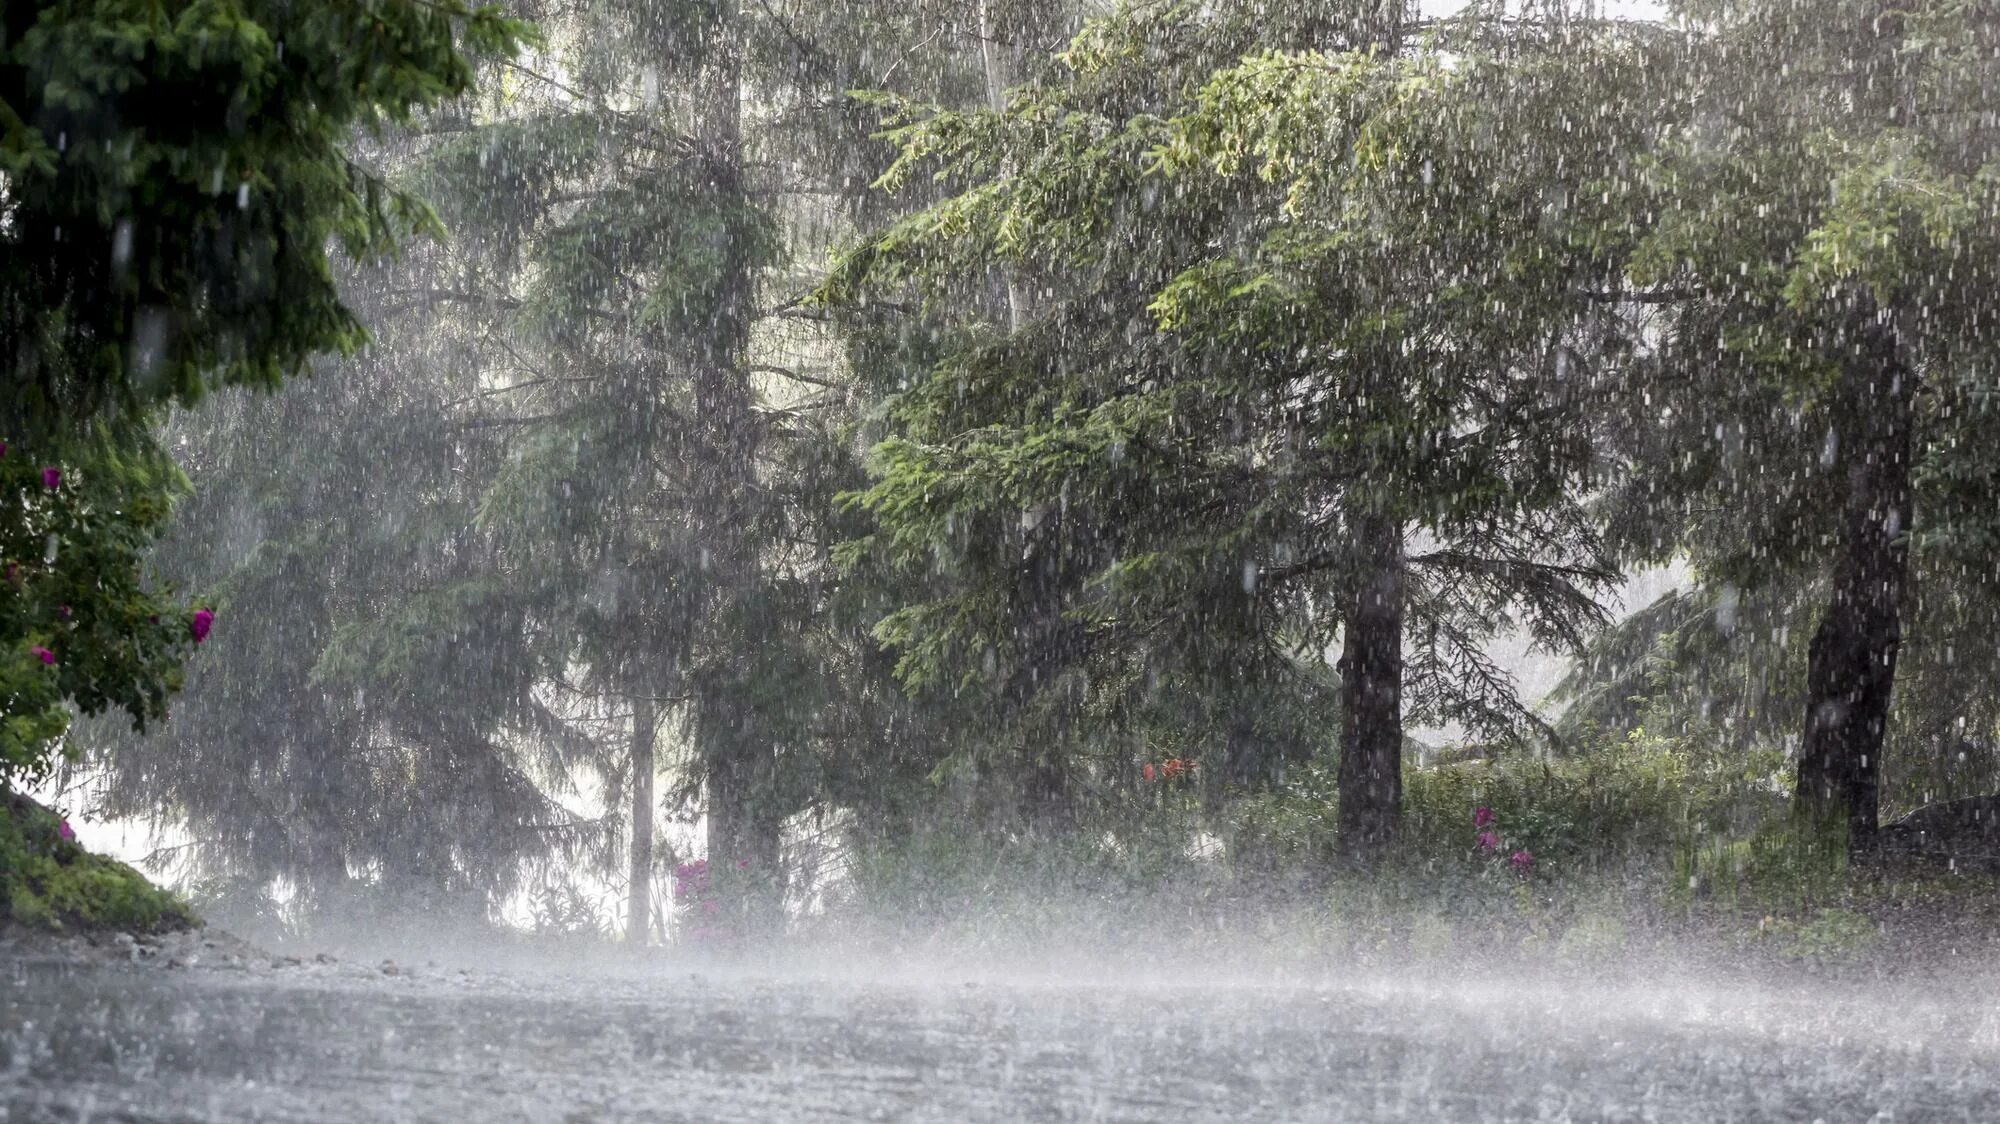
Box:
823;1;1650;856
1599;0;2000;845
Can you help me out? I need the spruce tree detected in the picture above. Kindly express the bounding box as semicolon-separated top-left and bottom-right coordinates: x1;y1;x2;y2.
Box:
1599;0;2000;845
824;1;1650;856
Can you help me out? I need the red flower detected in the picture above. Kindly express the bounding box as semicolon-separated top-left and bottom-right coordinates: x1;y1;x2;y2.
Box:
41;466;60;490
191;608;215;643
1141;763;1156;782
31;646;54;666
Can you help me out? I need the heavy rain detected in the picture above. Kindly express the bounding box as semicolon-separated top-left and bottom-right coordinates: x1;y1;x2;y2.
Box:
4;0;2000;1120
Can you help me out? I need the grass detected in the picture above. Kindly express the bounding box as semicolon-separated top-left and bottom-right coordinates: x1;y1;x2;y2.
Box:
819;731;2000;974
1;790;198;936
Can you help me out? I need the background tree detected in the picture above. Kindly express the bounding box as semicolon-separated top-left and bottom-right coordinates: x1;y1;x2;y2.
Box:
77;0;1086;937
821;0;1652;857
2;0;525;790
1594;0;2000;845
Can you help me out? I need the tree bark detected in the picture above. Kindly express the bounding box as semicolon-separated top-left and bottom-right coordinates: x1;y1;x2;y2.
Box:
694;0;785;939
1336;512;1405;859
1795;308;1914;851
626;691;656;944
707;744;784;935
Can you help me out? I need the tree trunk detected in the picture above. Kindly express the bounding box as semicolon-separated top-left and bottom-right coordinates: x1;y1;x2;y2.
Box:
1795;309;1915;851
1336;513;1405;860
626;691;656;945
694;0;785;939
707;744;784;935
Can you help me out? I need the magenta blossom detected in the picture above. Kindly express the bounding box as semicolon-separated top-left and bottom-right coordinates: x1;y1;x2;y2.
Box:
190;608;215;643
31;645;54;666
1475;830;1500;853
41;466;60;490
1473;806;1494;828
58;818;75;843
1509;849;1535;872
58;604;72;619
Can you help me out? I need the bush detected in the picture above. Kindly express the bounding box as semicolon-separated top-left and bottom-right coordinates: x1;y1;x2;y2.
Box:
1408;730;1787;874
1;790;197;935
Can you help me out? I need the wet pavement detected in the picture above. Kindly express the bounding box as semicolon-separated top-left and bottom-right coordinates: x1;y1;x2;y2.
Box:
4;950;1998;1122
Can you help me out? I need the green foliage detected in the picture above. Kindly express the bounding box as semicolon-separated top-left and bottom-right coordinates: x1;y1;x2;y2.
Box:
44;0;2000;933
0;793;195;934
1673;817;1852;913
2;0;526;807
1567;0;2000;835
819;3;1657;857
1;428;196;784
1225;760;1343;872
0;0;530;432
1750;907;1880;966
1225;730;1795;886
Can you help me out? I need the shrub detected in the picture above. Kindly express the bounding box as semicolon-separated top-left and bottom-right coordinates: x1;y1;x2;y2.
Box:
0;791;196;935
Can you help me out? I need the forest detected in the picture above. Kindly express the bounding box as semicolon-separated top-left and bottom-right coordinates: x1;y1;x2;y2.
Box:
6;0;2000;960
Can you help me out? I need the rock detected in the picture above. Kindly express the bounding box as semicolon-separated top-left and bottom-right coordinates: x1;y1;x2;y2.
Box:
1878;795;2000;872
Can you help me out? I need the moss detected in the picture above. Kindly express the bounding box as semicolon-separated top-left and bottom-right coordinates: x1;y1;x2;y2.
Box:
1;790;198;935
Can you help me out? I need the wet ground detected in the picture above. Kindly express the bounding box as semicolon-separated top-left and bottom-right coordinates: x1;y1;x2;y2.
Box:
4;944;1999;1122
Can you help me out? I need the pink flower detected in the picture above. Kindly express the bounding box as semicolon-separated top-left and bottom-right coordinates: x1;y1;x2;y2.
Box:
31;645;54;666
1473;806;1494;828
0;440;7;457
58;818;75;843
1141;763;1156;781
57;604;72;619
190;608;215;643
41;466;60;490
1509;850;1534;872
1476;830;1500;853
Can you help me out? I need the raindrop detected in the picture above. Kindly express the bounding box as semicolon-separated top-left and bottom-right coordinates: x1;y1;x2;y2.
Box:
111;219;134;271
130;308;171;387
